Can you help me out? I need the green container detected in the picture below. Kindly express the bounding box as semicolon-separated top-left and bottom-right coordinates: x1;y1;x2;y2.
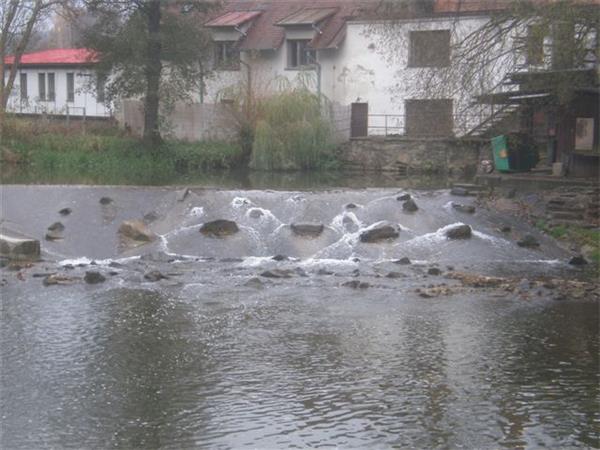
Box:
492;135;511;172
491;134;538;173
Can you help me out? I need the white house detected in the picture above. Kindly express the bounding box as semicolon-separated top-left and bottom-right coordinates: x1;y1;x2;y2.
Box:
3;48;111;118
201;0;515;138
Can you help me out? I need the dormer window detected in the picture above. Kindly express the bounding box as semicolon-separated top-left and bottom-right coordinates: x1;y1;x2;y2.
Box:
287;40;316;69
214;41;240;70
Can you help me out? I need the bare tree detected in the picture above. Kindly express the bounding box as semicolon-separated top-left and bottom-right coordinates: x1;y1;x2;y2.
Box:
0;0;69;135
365;0;598;133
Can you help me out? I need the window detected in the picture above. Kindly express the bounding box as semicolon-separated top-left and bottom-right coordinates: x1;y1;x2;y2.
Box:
287;40;316;68
408;30;450;68
38;73;46;101
20;73;27;101
405;99;453;136
214;41;240;70
67;73;75;102
96;74;106;103
526;25;544;65
47;73;55;101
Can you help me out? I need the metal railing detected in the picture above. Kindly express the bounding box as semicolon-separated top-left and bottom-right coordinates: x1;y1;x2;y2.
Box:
365;109;513;138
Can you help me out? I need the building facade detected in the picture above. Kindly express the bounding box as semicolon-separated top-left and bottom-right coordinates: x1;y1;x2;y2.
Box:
3;48;111;119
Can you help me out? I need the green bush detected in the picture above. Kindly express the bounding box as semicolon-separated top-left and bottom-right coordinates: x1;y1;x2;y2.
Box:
249;90;337;171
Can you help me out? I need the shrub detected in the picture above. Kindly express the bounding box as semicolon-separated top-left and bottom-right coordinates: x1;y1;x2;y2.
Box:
249;90;337;171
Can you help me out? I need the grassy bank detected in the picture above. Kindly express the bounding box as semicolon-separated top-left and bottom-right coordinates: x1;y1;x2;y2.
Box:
1;118;244;184
535;221;600;264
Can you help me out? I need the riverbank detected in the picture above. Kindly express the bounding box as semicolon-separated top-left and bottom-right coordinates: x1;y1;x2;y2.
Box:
475;185;600;266
1;118;245;184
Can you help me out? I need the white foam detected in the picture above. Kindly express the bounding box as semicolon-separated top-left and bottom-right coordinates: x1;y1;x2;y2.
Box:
232;197;252;208
189;206;204;217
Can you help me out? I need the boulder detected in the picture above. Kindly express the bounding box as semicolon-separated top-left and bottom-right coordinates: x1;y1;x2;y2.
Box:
261;269;294;279
140;251;176;263
200;220;239;238
118;220;157;243
517;235;540;248
272;254;288;261
394;257;412;265
386;271;406;279
43;274;78;286
143;211;160;224
99;197;113;205
397;193;411;202
568;255;588;266
144;270;167;282
452;203;475;214
342;280;370;289
0;233;41;260
58;208;72;216
402;199;419;212
176;188;191;202
84;271;106;284
290;223;324;238
445;224;472;239
428;267;442;276
359;222;399;243
45;222;65;241
248;209;264;219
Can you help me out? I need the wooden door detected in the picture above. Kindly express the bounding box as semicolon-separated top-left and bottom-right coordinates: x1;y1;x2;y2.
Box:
351;102;368;138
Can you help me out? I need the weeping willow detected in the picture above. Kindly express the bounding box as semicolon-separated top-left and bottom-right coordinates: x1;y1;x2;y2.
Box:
249;90;336;171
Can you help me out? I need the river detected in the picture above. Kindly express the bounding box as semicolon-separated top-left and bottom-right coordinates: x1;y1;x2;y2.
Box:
1;184;598;449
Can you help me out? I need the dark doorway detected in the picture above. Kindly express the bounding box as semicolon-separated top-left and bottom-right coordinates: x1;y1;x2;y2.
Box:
351;102;368;138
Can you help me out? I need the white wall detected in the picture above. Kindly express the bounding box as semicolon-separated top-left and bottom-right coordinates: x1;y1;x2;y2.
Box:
202;15;518;137
4;67;111;118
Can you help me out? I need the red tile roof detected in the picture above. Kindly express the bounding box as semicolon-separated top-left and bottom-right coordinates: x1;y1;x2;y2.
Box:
206;10;262;27
4;48;98;66
211;1;373;50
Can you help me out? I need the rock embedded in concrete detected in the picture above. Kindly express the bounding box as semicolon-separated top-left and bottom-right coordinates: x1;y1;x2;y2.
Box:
386;271;406;279
499;225;512;233
345;203;358;209
99;197;113;205
397;193;411;202
200;220;239;238
402;199;419;213
118;220;157;243
290;223;324;238
248;209;264;219
428;267;442;276
517;235;540;248
143;211;160;224
452;203;476;214
48;222;65;232
568;255;588;266
176;188;191;202
359;222;400;243
445;224;472;239
342;280;370;289
0;233;41;261
43;274;78;286
84;271;106;284
144;270;167;282
261;269;294;279
394;257;412;265
272;254;288;261
58;208;72;216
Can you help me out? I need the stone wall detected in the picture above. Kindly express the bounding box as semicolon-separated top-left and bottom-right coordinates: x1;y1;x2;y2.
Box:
336;137;487;176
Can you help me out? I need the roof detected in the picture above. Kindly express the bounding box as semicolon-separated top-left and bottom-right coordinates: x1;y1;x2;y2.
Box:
4;48;98;66
435;0;600;13
205;10;262;27
276;7;339;26
207;1;374;51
